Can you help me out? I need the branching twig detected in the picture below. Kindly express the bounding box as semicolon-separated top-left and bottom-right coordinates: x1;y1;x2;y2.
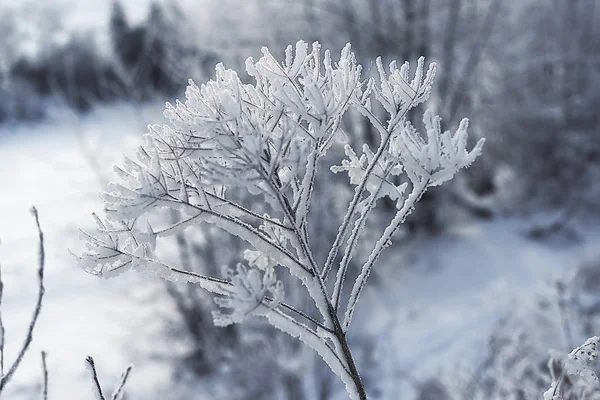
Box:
0;206;46;393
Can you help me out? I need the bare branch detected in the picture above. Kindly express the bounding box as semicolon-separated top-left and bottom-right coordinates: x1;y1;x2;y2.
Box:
40;351;48;400
85;356;106;400
110;365;133;400
0;206;46;393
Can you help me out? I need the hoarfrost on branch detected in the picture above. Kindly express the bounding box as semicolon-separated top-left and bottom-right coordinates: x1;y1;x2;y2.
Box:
76;40;484;399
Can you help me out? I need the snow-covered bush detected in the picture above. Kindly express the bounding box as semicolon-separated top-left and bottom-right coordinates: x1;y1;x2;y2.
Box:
427;251;600;400
77;41;484;399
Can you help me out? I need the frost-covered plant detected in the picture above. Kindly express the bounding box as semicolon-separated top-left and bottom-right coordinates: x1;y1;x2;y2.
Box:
545;336;600;400
77;41;484;399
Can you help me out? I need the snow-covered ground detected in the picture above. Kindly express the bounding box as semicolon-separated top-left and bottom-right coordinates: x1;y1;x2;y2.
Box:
356;220;600;398
0;104;178;399
0;105;597;399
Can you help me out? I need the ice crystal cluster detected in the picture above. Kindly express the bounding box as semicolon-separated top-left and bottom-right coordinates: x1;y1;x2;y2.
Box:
77;41;483;399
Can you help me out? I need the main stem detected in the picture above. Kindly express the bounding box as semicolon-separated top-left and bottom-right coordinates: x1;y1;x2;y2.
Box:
328;301;367;400
270;167;367;399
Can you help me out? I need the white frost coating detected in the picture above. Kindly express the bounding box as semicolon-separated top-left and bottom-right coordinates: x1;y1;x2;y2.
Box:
265;309;358;400
331;144;406;203
111;365;134;400
204;213;312;281
243;249;274;270
305;275;332;324
389;110;485;187
322;56;438;283
374;56;436;127
343;183;427;331
295;148;318;228
77;40;484;400
139;260;231;295
332;166;401;309
544;336;600;400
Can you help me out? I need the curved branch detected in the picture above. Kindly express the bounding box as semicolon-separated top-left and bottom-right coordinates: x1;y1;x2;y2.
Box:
0;207;46;392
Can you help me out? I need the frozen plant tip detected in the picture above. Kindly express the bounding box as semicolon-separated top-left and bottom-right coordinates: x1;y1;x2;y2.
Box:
76;41;484;399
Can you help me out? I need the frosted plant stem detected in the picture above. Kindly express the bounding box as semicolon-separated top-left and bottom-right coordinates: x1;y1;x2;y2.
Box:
160;197;312;275
332;167;393;311
295;145;319;229
321;132;391;281
300;232;368;399
329;304;367;400
321;103;410;281
266;176;367;399
343;182;428;331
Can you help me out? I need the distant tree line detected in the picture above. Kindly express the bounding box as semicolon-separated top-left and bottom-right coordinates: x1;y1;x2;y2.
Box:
0;1;217;122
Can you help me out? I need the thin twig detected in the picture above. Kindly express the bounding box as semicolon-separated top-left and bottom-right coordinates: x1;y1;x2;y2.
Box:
273;300;334;334
40;351;48;400
261;168;368;399
159;196;312;275
332;166;394;311
110;365;133;400
0;207;46;393
85;356;106;400
343;182;429;331
321;102;407;281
